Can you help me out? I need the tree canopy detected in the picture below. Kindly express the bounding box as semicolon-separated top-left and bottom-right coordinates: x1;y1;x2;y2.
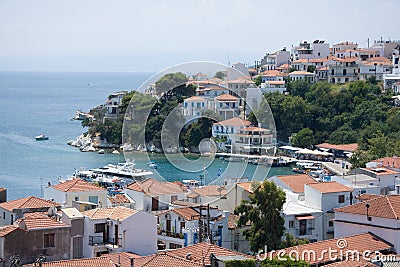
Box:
235;180;286;253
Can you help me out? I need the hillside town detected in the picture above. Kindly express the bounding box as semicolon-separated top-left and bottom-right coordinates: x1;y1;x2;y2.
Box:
2;38;400;267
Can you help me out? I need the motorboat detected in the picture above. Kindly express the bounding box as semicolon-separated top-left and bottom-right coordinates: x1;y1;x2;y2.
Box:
98;149;105;154
87;160;153;180
147;161;158;169
112;149;120;154
35;134;49;141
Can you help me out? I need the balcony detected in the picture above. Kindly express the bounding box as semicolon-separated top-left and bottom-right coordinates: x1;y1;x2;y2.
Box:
157;229;184;239
88;235;122;247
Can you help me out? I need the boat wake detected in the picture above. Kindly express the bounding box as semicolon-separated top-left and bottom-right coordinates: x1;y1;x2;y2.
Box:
0;132;71;152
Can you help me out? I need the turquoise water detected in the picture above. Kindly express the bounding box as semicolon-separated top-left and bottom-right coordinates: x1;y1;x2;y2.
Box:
0;71;292;200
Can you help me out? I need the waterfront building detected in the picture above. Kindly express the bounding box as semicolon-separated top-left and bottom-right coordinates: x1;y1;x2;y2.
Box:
0;196;60;226
212;117;251;152
103;91;128;122
44;178;108;211
232;126;274;154
82;206;157;257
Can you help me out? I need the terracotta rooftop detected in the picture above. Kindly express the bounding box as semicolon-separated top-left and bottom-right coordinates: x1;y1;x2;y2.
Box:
324;257;375;267
227;76;254;84
213;117;251;127
356;193;382;201
0;196;60;212
237;182;255;193
167;242;251;266
0;188;5;192
158;207;200;221
191;185;227;197
272;233;392;265
37;257;115;267
372;157;400;170
103;252;141;267
82;206;138;221
289;70;315;75
306;182;353;193
316;143;358;152
276;63;291;69
266;80;285;85
215;94;239;101
276;174;316;193
134;252;203;267
126;178;186;195
108;194;131;204
335;195;400;219
18;212;69;230
184;96;207;102
260;70;282;76
239;126;270;132
0;225;22;237
362;167;400;176
51;178;106;192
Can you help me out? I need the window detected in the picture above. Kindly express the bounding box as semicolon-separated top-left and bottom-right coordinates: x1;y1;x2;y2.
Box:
95;223;106;233
44;233;55;248
88;196;98;204
2;212;5;219
170;243;182;249
329;220;334;227
171;195;178;203
338;195;345;203
74;197;79;201
289;220;294;228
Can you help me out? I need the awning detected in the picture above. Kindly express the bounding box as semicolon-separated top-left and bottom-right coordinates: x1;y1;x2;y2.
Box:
295;215;315;220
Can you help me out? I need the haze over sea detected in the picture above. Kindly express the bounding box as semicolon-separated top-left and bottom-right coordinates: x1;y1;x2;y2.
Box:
0;71;292;200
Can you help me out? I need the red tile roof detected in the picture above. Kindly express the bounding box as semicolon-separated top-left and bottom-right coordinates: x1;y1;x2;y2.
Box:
0;225;22;237
0;196;60;212
276;174;316;193
18;212;69;230
324;257;375;267
185;96;207;102
51;178;106;192
215;94;239;101
356;194;381;202
108;194;131;204
158;207;200;221
306;182;353;193
134;252;203;267
372;157;400;170
362;167;400;176
126;178;186;195
191;185;227;197
272;233;392;265
289;71;315;75
316;143;358;152
167;242;251;266
335;195;400;219
213;117;251;127
82;206;138;221
237;182;255;193
38;257;115;267
103;252;141;267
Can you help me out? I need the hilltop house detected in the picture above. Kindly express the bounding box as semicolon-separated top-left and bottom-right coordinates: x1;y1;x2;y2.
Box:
103;91;128;122
44;178;108;211
260;48;290;70
0;196;61;226
328;57;360;84
82;206;157;257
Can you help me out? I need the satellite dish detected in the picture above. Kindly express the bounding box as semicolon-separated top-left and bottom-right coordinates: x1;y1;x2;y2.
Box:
48;206;57;217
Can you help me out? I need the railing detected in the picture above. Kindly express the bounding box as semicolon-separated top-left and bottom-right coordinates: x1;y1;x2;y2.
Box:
88;235;122;246
157;230;184;239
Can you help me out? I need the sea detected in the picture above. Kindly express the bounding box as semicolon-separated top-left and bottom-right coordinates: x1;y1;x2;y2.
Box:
0;71;293;200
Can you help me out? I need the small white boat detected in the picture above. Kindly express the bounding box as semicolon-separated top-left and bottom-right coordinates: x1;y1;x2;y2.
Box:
35;134;49;141
98;149;105;154
147;162;157;169
112;149;120;154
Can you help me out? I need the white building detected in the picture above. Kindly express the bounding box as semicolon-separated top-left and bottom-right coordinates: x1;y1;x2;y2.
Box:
82;206;157;257
44;178;108;211
124;178;187;212
359;57;393;81
334;194;400;253
289;71;316;83
260;48;291;70
330;174;381;197
358;167;400;191
196;85;229;98
226;76;255;98
304;182;353;239
328;57;360;84
331;41;358;55
103;91;128;121
384;50;400;90
0;196;61;226
212;117;251;152
214;94;240;120
186;185;227;205
232;126;274;154
181;96;209;119
292;40;330;60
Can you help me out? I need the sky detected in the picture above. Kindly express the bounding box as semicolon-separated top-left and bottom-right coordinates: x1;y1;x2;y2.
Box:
0;0;399;72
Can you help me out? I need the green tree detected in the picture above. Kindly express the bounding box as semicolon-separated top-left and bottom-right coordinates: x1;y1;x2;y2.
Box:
287;80;310;98
155;72;188;94
290;128;314;148
235;180;286;253
214;71;226;80
306;65;316;73
254;75;262;86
